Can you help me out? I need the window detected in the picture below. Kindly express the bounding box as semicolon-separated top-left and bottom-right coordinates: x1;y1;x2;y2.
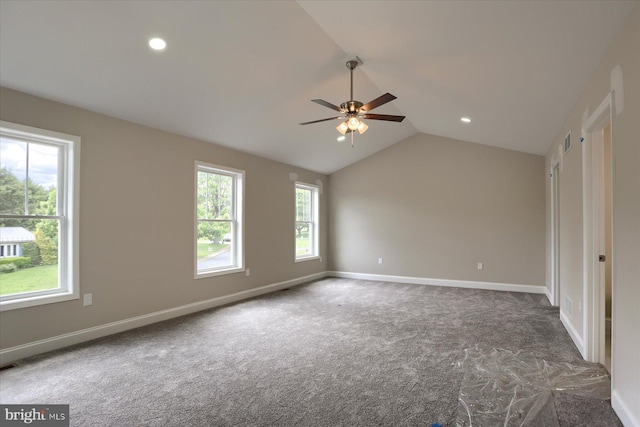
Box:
195;161;244;277
0;121;80;311
295;182;319;261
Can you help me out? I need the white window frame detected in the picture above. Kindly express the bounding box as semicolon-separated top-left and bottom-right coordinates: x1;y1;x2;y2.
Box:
0;121;80;311
194;161;244;278
295;182;320;262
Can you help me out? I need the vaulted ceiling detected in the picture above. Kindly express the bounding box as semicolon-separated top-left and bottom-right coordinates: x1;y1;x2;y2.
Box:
0;1;635;174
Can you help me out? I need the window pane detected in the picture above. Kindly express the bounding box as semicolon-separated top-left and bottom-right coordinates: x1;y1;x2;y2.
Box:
296;188;311;221
211;174;232;220
198;172;233;220
0;137;27;215
28;143;59;215
197;220;233;272
295;221;312;257
0;219;59;297
197;171;208;219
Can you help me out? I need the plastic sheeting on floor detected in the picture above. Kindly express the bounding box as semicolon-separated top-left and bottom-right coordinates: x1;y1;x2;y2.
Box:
455;347;611;426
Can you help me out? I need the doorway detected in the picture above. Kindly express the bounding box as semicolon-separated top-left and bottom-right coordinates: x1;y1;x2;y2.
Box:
590;122;614;371
581;91;615;372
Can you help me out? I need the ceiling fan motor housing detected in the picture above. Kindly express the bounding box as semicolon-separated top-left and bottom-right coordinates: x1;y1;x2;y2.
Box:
341;101;364;113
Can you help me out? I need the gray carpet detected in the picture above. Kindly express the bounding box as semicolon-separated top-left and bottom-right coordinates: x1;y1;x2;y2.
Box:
0;278;622;426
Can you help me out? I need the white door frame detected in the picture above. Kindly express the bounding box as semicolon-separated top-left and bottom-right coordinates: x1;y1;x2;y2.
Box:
549;161;561;307
581;91;615;365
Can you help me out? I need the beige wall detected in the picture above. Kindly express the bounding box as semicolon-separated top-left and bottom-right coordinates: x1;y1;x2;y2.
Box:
544;3;639;423
0;87;328;349
329;132;545;286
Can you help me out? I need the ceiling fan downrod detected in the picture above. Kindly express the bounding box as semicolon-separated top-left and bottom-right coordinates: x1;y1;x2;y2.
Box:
347;60;358;102
342;60;364;115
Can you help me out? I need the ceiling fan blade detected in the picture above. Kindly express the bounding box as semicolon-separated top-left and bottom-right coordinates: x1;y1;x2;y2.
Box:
359;93;397;112
361;113;405;122
300;116;343;125
311;99;343;112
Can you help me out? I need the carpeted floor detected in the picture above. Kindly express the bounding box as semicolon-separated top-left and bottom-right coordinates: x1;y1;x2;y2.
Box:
0;278;622;426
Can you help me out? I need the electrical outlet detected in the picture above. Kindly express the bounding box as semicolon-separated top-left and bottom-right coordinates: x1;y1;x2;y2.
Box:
246;268;250;277
83;293;93;306
477;262;483;270
319;256;323;263
578;300;582;312
378;257;383;265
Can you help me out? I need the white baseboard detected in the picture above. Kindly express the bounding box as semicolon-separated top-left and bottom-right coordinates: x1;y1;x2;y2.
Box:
543;286;553;305
560;310;586;358
329;271;546;294
0;271;328;366
612;389;640;427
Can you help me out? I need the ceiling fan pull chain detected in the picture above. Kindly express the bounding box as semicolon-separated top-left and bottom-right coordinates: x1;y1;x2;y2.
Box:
351;130;355;148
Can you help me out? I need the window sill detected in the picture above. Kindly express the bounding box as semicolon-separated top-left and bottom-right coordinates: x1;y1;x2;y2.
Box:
295;255;321;263
0;291;79;312
195;266;244;279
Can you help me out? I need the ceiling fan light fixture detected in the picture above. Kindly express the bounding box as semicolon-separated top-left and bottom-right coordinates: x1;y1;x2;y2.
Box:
348;116;360;130
336;121;349;135
357;120;368;134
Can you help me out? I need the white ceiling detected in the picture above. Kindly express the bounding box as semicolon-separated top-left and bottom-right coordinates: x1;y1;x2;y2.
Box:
0;1;635;174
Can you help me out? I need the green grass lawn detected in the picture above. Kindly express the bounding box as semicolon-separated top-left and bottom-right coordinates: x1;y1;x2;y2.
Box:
296;236;311;257
197;242;226;260
0;265;58;296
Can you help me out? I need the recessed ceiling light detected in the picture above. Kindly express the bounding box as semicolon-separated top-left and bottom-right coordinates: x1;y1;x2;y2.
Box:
337;136;346;142
461;117;471;123
149;38;166;51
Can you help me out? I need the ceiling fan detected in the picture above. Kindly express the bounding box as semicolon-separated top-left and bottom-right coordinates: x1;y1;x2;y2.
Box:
300;58;405;143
